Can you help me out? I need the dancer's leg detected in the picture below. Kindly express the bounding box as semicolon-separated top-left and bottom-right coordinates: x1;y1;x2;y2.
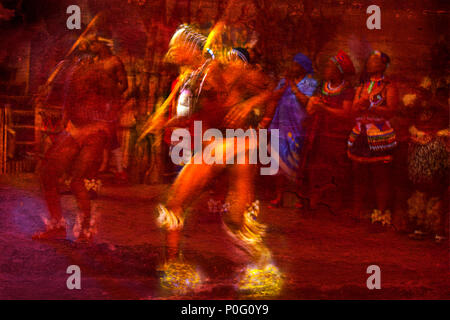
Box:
224;163;256;227
70;133;106;233
372;162;391;212
166;141;227;219
223;163;272;266
162;151;226;259
40;133;79;225
352;162;370;219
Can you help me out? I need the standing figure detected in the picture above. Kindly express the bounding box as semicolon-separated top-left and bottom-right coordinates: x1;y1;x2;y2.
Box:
405;80;449;242
267;53;317;208
347;51;398;224
33;34;127;242
306;50;355;212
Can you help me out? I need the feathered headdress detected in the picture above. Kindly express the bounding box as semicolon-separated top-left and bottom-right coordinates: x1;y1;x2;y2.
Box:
169;24;207;52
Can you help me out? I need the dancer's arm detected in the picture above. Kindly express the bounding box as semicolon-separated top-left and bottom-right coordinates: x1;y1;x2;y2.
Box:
289;80;310;106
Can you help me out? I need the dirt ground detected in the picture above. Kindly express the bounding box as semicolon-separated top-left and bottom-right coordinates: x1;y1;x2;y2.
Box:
0;173;448;300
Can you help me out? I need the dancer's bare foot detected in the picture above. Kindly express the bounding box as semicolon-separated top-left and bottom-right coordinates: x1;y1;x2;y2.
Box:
408;230;428;240
32;226;66;241
75;228;93;244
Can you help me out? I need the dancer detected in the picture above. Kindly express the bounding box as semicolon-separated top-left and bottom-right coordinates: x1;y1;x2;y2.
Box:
33;33;127;242
142;25;284;295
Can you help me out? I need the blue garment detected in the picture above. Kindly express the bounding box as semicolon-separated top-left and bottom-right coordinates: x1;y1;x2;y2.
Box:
293;53;314;74
269;75;317;179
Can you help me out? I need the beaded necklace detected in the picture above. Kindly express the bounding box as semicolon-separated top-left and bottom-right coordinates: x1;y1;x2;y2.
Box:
366;76;385;109
367;75;384;94
321;80;346;96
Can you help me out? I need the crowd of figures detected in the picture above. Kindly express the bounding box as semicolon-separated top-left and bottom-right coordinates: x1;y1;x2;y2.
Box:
33;22;448;294
264;48;449;242
228;44;449;244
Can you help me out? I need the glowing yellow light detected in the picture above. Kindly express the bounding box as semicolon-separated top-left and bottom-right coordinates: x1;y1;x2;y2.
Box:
238;264;283;297
159;261;201;294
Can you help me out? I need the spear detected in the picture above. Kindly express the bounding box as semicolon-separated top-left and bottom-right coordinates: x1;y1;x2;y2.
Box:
44;13;101;87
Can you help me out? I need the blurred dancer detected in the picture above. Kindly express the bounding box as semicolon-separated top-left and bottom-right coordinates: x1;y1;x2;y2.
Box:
142;25;284;293
33;34;127;242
